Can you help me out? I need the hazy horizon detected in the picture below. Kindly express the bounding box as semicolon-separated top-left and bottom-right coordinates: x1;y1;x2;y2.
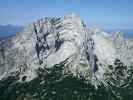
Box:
0;0;133;38
0;0;133;28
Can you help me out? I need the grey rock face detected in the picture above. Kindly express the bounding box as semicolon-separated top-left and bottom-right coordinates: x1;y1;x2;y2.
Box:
0;14;132;88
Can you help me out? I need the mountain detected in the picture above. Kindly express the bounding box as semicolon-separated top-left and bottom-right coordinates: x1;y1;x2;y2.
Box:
0;14;133;100
105;29;133;39
0;37;5;41
0;35;15;41
0;24;23;38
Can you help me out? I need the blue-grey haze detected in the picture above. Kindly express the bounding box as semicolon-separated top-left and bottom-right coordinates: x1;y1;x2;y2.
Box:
0;0;133;37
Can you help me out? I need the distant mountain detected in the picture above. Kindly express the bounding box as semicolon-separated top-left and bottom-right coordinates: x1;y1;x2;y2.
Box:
0;24;23;38
105;28;133;38
0;35;15;41
0;37;5;41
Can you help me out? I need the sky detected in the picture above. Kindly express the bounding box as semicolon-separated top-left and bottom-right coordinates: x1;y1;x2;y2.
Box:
0;0;133;29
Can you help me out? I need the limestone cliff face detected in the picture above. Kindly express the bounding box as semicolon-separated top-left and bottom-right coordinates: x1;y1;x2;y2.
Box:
0;14;132;88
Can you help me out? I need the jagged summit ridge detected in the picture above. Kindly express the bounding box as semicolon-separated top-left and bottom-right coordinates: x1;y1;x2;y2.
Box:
0;14;132;88
0;13;87;81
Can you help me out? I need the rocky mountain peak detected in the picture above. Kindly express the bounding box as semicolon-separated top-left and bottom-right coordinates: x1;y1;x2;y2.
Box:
0;14;133;90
